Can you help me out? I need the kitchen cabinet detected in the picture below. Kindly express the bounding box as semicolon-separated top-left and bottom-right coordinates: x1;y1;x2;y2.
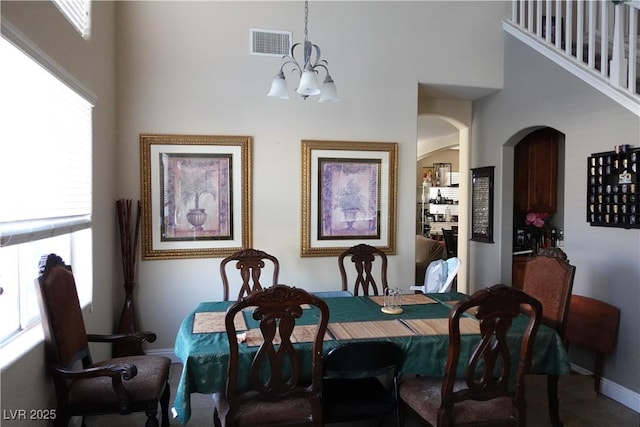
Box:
514;129;559;214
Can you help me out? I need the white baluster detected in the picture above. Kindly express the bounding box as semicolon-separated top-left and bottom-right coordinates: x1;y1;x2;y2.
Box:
610;1;628;88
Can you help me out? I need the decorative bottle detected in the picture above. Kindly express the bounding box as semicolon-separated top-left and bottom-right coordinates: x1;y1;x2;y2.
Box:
557;229;564;249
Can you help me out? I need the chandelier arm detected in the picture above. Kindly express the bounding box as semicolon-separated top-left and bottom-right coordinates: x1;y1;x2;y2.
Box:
281;43;306;75
311;63;330;75
310;43;322;66
280;57;303;76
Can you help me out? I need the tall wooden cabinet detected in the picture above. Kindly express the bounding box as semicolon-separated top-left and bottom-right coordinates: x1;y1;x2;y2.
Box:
512;128;559;288
514;129;559;214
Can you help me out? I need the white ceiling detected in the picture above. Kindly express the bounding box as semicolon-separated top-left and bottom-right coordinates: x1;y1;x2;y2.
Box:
418;117;459;144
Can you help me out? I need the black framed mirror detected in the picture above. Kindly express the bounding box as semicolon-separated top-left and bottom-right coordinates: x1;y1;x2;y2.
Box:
471;166;494;243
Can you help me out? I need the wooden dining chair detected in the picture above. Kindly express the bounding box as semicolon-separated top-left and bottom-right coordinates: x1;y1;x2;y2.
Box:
219;248;280;301
212;284;329;427
519;247;575;427
338;243;388;296
323;341;404;426
399;284;542;427
520;247;576;334
36;254;171;427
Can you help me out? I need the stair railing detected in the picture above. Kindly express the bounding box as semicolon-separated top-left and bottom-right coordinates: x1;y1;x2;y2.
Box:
506;0;639;115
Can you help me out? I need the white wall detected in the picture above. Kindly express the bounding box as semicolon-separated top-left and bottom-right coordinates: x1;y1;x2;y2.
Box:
115;1;509;351
472;35;640;397
0;0;117;421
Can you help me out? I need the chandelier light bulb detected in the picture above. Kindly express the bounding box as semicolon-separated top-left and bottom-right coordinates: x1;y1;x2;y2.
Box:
296;68;321;96
267;71;290;99
319;74;339;103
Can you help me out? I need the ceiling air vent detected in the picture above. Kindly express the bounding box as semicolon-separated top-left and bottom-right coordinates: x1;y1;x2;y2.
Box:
250;28;291;57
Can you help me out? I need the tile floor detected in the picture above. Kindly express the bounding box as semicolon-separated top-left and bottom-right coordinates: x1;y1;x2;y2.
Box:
83;363;639;427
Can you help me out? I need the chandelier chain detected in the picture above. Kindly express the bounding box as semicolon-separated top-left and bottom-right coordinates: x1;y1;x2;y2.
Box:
304;1;309;42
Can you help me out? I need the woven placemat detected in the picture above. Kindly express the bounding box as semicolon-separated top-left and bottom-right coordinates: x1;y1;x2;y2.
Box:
243;325;332;347
328;320;415;340
192;312;247;334
369;293;437;306
402;317;479;335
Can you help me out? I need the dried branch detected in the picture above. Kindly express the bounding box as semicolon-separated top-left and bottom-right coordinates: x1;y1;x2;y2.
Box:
116;199;141;285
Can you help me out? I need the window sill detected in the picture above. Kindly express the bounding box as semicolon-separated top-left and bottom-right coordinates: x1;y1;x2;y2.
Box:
0;323;43;370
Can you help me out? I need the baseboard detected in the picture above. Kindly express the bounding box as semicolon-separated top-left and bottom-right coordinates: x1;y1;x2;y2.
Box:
146;347;180;363
571;363;640;413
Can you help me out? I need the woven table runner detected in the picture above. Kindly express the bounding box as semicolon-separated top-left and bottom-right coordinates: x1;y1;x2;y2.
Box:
192;312;247;334
369;293;437;306
243;325;333;347
402;317;479;335
328;320;416;340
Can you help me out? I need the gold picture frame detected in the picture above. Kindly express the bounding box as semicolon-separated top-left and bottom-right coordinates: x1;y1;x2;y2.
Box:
301;139;398;257
140;134;252;260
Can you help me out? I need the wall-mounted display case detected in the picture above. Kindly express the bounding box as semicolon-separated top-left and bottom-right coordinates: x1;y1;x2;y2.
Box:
471;166;494;242
587;145;639;229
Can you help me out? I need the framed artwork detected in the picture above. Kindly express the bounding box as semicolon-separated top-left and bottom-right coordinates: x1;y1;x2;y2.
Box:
433;162;452;187
471;166;495;243
301;140;398;257
140;134;252;260
422;166;435;184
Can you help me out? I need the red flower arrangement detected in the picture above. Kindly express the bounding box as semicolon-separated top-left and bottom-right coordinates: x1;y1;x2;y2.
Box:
525;212;549;228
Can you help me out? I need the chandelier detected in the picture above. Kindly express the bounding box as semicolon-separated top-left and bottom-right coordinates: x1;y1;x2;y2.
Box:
267;1;339;102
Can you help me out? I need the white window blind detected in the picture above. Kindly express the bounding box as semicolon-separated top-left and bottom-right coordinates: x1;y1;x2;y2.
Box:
0;35;93;246
0;29;94;346
52;0;92;39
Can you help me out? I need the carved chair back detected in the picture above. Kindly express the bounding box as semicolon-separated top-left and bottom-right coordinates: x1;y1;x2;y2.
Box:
215;284;329;426
338;243;388;296
439;284;542;426
220;248;280;301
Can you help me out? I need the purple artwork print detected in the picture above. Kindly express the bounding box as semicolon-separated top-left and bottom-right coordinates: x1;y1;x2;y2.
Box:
160;153;232;241
318;158;381;239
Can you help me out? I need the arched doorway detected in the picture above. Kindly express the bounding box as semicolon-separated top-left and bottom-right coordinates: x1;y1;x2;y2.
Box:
506;127;566;287
416;114;470;293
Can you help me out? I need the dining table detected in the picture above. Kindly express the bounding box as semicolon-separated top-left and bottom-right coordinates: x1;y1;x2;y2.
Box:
172;291;571;425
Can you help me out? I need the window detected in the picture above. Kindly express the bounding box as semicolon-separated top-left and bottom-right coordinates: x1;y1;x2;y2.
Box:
0;29;94;346
52;0;92;39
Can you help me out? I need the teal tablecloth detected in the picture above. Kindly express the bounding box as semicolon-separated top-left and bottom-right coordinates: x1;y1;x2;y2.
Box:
173;292;570;424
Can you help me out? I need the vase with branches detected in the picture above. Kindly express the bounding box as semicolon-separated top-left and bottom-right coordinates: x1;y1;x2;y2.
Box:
114;199;143;356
